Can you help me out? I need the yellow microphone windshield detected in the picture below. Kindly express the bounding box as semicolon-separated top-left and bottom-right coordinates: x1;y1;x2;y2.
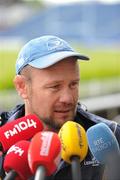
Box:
58;121;88;163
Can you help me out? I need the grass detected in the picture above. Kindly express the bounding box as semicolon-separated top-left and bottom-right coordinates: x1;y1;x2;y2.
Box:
79;49;120;82
0;49;120;90
0;51;18;89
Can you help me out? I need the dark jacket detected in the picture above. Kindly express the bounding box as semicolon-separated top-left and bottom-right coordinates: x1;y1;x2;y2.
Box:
0;103;120;180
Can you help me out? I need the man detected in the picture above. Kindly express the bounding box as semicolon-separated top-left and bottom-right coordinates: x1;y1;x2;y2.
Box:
0;35;120;179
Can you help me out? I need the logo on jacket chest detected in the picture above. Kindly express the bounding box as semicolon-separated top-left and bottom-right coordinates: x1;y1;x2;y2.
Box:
83;157;100;166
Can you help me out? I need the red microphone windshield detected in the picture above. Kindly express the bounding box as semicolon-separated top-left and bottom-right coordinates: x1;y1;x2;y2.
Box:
3;140;33;180
28;131;61;176
0;114;43;152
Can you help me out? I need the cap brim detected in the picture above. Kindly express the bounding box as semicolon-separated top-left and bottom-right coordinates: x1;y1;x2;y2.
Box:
28;51;89;69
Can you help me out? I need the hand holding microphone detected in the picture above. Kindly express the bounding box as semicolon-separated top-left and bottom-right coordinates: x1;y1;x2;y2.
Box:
3;140;33;180
28;131;61;180
58;121;88;180
0;114;43;152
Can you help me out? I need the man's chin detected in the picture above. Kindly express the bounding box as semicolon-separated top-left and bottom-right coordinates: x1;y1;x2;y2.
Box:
42;115;74;131
56;117;73;128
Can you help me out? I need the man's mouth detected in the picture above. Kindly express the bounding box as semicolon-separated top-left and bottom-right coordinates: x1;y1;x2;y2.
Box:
54;110;73;118
54;110;71;113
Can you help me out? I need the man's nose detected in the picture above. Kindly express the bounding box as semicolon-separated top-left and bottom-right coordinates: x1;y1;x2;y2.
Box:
59;88;74;104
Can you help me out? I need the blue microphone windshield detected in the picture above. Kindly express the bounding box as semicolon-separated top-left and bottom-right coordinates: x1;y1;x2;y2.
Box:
87;123;120;164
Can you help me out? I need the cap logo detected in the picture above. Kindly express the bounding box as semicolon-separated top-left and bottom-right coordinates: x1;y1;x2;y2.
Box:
47;39;63;51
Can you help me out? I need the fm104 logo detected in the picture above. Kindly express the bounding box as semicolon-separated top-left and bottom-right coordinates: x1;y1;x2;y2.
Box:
4;119;37;139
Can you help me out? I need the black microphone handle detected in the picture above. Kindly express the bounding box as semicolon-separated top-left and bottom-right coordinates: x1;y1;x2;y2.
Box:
104;153;120;180
0;143;3;151
71;156;81;180
4;170;18;180
35;166;46;180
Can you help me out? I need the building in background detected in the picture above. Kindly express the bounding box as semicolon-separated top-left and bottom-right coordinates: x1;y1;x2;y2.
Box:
0;0;120;48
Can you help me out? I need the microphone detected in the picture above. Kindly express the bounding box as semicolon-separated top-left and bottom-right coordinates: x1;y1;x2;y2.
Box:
58;121;88;180
87;123;120;164
28;131;61;180
87;123;120;180
0;114;43;152
3;140;33;180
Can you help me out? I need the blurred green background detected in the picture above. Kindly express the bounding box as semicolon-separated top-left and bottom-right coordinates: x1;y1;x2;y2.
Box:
0;49;120;89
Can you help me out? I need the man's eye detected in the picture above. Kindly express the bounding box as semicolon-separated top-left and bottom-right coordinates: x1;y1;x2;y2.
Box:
49;85;61;90
70;82;79;88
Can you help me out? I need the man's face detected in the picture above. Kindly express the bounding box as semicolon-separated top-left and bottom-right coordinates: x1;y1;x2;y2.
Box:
25;57;80;131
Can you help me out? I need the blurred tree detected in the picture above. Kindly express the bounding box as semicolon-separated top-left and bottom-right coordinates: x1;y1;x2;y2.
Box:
0;0;43;4
0;0;22;5
0;0;43;6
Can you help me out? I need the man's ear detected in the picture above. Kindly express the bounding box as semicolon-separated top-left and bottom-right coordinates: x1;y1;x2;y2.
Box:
13;75;28;99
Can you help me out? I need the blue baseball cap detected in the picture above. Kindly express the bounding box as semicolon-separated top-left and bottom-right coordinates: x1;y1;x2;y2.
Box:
16;35;89;74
